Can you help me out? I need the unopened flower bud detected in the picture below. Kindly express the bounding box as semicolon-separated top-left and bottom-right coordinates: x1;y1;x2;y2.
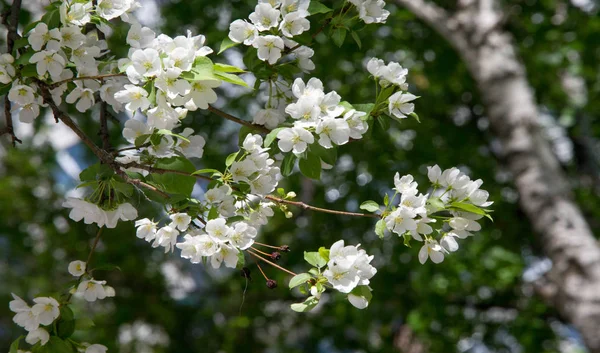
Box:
286;191;296;198
270;252;281;261
279;245;290;252
285;211;293;218
266;279;277;289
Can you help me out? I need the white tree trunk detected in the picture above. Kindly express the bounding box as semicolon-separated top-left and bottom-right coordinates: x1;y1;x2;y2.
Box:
394;0;600;351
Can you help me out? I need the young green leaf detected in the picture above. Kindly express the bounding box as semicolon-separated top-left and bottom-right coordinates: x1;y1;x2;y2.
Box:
304;251;327;268
360;200;380;213
332;27;347;47
308;1;333;15
290;296;319;312
218;37;239;54
225;151;239;167
375;219;386;239
289;273;312;289
264;127;284;148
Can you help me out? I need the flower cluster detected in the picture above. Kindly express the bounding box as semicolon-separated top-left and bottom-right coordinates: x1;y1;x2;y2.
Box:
228;0;314;66
323;240;376;307
9;295;59;346
380;165;492;264
230;134;282;196
63;197;138;229
68;260;116;302
62;197;138;229
367;57;418;120
275;77;369;154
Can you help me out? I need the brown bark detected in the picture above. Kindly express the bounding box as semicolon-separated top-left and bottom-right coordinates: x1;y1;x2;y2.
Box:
393;0;600;351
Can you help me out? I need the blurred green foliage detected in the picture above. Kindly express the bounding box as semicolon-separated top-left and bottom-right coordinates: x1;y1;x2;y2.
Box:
1;0;599;352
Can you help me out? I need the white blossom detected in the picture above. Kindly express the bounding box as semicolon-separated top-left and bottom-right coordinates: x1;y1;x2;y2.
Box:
277;126;314;154
68;260;87;277
252;35;284;64
249;3;281;31
228;20;258;45
25;328;49;346
29;50;66;78
31;297;60;326
418;239;446;264
388;92;417;119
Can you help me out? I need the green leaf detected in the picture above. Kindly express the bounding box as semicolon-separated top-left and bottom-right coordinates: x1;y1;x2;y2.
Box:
383;193;389;207
281;153;296;177
264;128;284;148
308;1;333;15
74;317;95;331
134;134;150;147
218;37;239;54
309;143;337;165
360;200;380;213
0;83;11;97
402;232;412;248
449;202;489;217
353;103;375;118
289;273;312;289
298;151;321;180
376;116;390;131
113;181;134;198
215;71;249;88
15;50;34;66
350;31;362;49
427;197;445;212
79;163;113;182
156;129;190;142
40;8;60;29
375;219;386;239
41;337;73;353
410;112;421;123
225;151;239;167
214;63;246;73
23;21;41;35
56;306;75;339
13;37;29;51
192;168;221;176
20;64;38;78
349;285;373;305
9;336;23;353
331;27;347;47
318;247;330;262
290;296;319;312
149;156;196;196
207;206;219;220
304;251;327;268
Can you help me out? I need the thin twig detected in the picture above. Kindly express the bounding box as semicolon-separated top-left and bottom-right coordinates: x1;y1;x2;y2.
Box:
49;73;126;89
247;249;297;276
266;195;381;218
208;105;270;133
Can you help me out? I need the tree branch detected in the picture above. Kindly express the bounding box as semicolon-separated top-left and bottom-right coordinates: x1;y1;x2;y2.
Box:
36;81;170;199
1;0;23;146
